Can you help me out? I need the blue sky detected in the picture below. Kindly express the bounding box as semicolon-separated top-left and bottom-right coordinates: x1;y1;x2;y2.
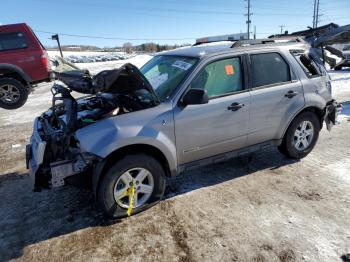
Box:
1;0;349;47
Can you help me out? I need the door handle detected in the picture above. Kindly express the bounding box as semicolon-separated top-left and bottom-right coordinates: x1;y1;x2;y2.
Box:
227;102;244;111
285;90;298;98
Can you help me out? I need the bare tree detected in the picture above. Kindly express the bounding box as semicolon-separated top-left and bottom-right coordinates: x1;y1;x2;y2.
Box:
123;42;133;54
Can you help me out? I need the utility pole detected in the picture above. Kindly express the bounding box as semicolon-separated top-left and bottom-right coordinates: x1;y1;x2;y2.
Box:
254;25;256;39
244;0;252;40
315;0;320;27
279;25;285;35
312;0;317;28
313;0;322;28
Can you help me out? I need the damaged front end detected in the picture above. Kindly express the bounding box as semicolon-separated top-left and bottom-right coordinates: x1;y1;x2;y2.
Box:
26;63;159;191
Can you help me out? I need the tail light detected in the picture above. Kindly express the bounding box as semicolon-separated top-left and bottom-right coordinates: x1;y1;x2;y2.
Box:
40;53;50;70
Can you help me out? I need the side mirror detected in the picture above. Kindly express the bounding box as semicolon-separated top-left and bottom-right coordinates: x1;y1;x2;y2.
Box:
182;88;209;106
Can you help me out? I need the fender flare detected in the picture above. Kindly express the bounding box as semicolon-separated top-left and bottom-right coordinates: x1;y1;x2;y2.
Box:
0;63;32;86
280;104;325;141
90;142;176;198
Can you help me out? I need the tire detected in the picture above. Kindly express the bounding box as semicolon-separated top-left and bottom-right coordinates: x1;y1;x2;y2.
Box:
0;78;28;110
278;111;320;159
98;154;166;219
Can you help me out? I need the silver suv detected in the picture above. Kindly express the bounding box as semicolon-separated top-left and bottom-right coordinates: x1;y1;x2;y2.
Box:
26;40;339;218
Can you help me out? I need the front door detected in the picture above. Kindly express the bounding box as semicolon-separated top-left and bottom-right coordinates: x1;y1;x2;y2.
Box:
174;56;251;165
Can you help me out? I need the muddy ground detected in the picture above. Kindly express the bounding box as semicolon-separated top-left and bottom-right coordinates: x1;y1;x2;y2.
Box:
0;69;349;262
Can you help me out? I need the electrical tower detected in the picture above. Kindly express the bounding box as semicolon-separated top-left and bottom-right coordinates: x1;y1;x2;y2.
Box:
244;0;252;39
279;25;285;35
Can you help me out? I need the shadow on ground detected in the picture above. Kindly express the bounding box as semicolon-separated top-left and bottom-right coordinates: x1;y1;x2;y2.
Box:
0;149;297;261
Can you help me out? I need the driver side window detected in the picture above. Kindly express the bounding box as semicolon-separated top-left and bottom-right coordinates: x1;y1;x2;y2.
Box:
190;57;243;98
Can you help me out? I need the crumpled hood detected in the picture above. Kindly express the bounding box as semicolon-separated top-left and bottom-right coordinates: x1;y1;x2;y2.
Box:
54;63;160;104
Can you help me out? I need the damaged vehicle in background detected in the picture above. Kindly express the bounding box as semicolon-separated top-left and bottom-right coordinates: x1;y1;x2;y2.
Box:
26;39;340;219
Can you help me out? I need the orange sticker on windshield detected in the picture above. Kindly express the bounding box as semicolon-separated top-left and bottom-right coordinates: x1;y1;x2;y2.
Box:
225;65;234;75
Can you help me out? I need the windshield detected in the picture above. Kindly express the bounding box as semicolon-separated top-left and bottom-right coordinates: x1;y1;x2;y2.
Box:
140;55;197;101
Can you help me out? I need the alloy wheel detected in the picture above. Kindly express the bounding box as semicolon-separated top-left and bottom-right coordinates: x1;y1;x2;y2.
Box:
113;168;154;209
293;120;314;151
0;84;20;104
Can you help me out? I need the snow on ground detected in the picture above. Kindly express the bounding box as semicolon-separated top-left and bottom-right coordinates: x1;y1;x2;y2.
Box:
75;54;152;74
48;51;134;63
328;68;350;102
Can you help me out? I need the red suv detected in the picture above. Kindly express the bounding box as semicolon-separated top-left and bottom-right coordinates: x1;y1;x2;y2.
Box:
0;23;51;109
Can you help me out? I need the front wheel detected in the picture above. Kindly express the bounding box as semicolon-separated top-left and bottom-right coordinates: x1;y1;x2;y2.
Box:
278;111;320;159
0;78;28;110
98;154;166;219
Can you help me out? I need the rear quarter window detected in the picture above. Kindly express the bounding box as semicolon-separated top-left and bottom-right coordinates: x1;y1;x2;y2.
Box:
291;51;325;78
0;32;28;52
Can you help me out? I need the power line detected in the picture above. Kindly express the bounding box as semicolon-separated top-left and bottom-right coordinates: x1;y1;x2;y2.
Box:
34;30;196;41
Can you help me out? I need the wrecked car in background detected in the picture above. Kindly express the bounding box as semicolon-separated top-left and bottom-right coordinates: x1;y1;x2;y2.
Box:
26;39;340;219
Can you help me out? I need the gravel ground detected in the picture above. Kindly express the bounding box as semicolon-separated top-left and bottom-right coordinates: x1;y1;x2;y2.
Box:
0;68;349;262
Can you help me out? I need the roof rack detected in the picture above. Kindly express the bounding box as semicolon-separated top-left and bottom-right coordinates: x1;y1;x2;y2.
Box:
192;39;236;46
231;37;303;48
231;39;276;48
192;37;304;48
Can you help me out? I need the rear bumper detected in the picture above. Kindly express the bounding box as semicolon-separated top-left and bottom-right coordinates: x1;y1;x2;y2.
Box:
324;100;342;131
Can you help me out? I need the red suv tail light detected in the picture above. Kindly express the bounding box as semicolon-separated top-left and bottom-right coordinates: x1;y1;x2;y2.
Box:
40;53;50;70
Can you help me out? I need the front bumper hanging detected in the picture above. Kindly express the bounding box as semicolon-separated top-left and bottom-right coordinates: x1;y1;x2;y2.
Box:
26;118;96;191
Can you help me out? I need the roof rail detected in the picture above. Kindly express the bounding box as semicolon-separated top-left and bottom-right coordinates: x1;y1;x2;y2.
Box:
231;39;275;48
231;37;303;48
192;39;236;46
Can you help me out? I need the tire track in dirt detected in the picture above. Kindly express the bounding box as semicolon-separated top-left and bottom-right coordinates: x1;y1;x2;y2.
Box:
159;200;193;262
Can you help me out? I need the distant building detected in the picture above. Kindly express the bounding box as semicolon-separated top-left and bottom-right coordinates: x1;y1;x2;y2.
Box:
196;33;249;44
269;23;339;39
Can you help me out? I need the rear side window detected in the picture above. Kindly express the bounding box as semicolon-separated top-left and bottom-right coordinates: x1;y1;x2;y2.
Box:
292;52;325;78
250;53;291;88
299;54;319;76
0;32;28;51
190;57;243;98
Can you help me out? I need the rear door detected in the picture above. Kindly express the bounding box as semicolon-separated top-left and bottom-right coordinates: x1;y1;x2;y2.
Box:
247;51;305;145
174;55;251;164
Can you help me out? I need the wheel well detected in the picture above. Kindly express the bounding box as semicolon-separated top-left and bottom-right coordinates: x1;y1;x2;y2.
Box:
0;69;28;86
280;106;324;146
299;106;324;127
95;144;171;192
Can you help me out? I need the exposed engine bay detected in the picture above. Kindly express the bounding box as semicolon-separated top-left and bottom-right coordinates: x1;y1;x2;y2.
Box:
27;63;159;190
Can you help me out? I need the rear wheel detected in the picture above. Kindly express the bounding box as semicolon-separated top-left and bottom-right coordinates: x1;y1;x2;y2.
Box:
278;111;320;159
0;78;28;110
98;154;166;219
